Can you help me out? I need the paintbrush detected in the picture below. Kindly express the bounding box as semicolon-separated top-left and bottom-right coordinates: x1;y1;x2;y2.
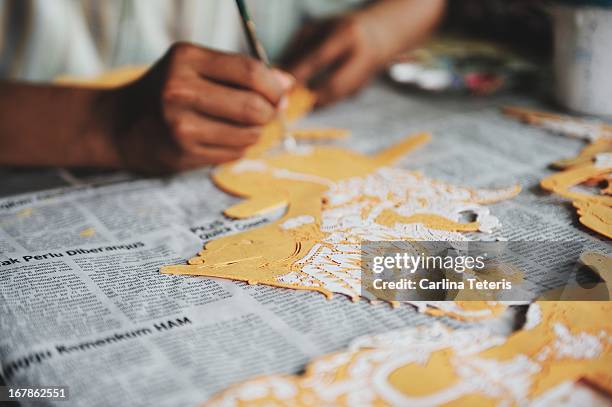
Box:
234;0;296;151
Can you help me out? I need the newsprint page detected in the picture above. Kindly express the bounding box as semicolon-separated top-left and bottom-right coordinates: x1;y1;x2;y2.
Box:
1;83;610;406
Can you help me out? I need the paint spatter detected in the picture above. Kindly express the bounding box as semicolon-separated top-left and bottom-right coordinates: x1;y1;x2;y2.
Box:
79;227;96;238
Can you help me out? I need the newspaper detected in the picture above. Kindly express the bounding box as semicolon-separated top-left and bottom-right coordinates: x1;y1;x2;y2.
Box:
0;82;609;406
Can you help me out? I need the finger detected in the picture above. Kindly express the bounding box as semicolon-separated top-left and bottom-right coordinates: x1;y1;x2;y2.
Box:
288;30;351;83
314;54;371;106
170;112;261;149
185;145;245;165
194;50;294;105
168;145;246;171
163;78;277;125
279;22;321;67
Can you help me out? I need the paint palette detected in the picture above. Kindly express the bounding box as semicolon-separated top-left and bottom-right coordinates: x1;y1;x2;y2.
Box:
388;36;537;95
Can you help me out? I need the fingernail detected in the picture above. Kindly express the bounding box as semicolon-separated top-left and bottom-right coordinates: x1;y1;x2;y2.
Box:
273;69;295;90
279;96;289;110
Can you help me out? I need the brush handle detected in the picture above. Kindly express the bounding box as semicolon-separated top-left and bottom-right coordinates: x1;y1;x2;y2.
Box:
234;0;293;149
235;0;271;66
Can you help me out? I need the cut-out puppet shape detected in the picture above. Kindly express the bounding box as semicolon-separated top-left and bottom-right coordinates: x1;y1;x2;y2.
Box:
204;302;612;406
539;251;612;301
162;89;521;319
540;153;612;239
504;106;612;238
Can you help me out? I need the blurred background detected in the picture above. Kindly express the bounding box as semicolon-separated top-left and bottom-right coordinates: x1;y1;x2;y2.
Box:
1;0;551;83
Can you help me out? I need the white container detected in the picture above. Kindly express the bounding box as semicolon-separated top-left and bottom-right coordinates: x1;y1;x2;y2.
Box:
551;5;612;117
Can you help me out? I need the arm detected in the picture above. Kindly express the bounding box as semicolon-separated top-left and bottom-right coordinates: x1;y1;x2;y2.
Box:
0;83;120;168
285;0;446;106
0;43;294;173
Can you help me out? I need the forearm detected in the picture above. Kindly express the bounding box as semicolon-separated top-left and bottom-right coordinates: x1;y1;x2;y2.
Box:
0;82;121;168
358;0;446;62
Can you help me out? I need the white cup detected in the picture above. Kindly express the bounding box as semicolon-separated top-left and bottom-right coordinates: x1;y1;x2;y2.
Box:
551;5;612;118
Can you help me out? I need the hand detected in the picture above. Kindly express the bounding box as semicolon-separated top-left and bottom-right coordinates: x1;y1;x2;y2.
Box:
284;15;384;107
283;0;446;107
109;42;294;173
